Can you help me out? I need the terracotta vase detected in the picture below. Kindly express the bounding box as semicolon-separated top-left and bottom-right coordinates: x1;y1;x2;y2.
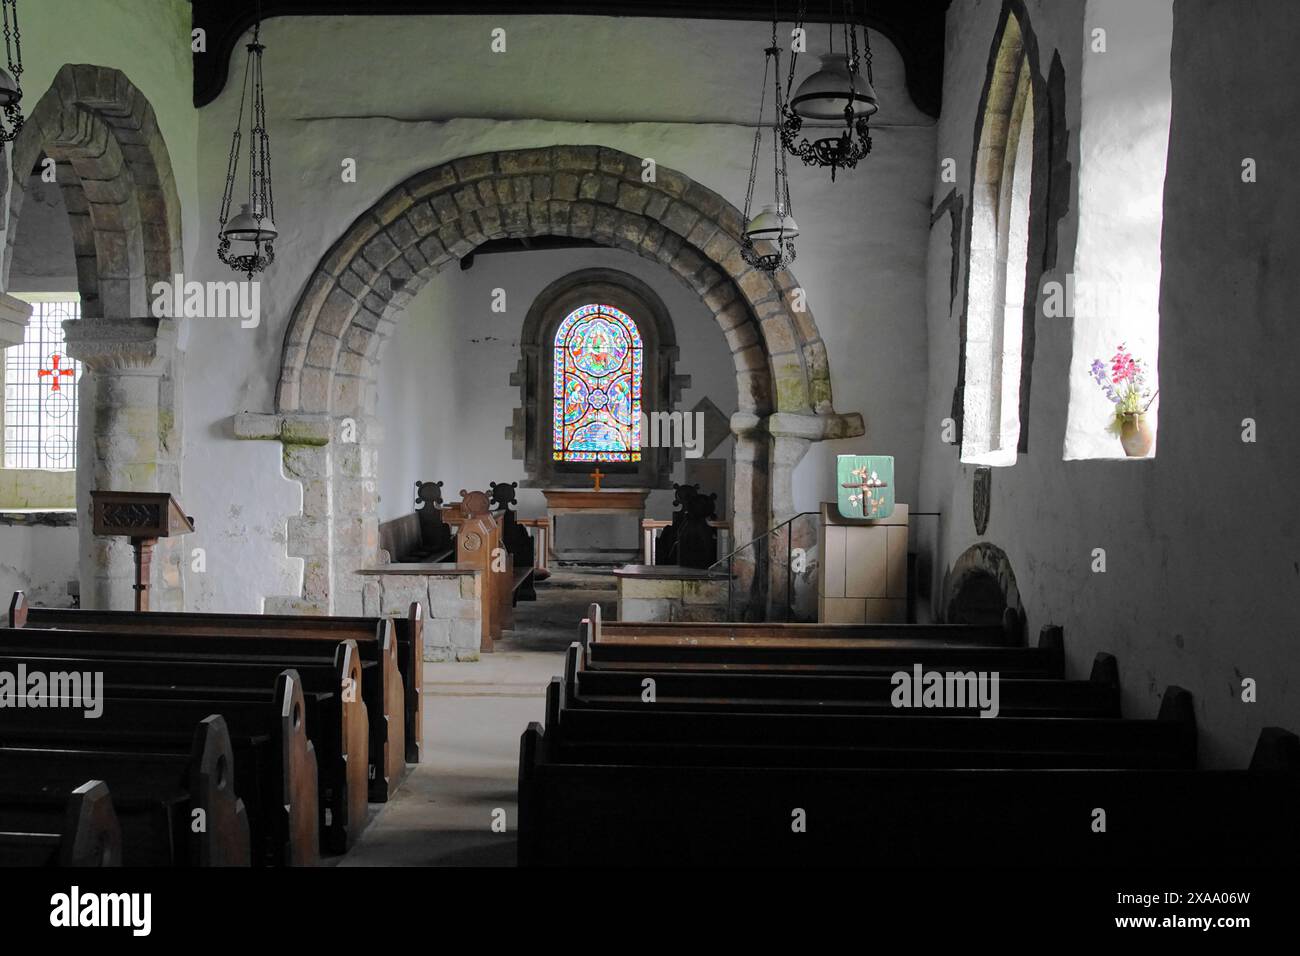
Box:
1119;412;1153;457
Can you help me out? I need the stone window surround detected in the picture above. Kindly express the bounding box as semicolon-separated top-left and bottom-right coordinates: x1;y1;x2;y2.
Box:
511;267;688;491
952;0;1069;460
962;41;1034;467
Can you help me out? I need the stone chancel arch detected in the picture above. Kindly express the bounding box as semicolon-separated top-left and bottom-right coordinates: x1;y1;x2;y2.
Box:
2;64;186;612
274;146;863;613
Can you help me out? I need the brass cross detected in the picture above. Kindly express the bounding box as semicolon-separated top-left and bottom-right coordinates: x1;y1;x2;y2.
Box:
590;467;605;491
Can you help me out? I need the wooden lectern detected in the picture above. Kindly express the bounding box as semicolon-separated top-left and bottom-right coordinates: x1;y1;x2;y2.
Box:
90;490;195;611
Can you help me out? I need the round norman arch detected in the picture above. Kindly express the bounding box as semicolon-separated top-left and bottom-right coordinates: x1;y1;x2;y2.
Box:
942;542;1024;642
6;63;184;317
275;146;862;614
2;64;186;611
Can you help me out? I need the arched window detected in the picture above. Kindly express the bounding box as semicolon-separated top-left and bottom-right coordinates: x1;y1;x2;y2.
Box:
961;12;1035;467
552;303;643;462
3;296;82;470
510;268;683;489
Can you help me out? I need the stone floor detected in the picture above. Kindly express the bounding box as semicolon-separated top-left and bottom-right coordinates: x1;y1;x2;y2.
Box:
337;567;616;866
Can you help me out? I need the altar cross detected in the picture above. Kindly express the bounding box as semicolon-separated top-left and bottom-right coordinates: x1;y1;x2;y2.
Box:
841;464;888;511
590;467;605;491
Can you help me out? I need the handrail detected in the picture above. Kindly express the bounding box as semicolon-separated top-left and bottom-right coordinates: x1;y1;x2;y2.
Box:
708;511;819;570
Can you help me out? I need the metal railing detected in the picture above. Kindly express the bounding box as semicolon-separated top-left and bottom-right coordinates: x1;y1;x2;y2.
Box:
709;511;820;622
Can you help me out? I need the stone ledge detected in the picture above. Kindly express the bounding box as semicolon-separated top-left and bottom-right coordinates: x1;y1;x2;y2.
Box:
0;292;34;348
613;564;728;581
231;411;331;446
0;509;78;527
730;411;867;442
355;563;478;576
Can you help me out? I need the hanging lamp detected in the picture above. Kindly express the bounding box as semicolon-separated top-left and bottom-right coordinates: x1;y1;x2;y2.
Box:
218;7;277;280
740;19;799;274
781;0;879;180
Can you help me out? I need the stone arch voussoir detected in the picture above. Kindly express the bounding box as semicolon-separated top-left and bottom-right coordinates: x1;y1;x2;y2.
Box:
7;64;183;316
278;146;851;426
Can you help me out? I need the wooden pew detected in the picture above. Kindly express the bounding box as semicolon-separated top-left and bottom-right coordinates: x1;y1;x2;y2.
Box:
8;595;414;799
583;623;1066;678
486;481;538;603
518;723;1300;867
0;780;121;867
452;490;511;651
0;715;251;866
562;641;1122;717
0;643;367;854
541;672;1196;769
0;670;319;866
595;617;1023;646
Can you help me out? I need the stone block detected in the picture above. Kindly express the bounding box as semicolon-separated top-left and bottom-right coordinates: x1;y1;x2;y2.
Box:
406;164;458;200
621;577;683;600
449;618;481;651
620;597;673;622
682;579;727;605
677;604;728;623
422;617;452;649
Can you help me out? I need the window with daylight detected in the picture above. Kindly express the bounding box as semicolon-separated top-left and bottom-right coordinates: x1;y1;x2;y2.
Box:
553;303;643;462
961;11;1036;467
3;297;82;470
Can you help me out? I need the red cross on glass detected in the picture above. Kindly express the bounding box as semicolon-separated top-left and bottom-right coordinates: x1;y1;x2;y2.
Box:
37;354;76;391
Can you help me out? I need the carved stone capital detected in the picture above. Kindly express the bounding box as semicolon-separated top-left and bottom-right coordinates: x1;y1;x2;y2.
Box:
730;411;867;443
0;291;34;348
62;316;176;373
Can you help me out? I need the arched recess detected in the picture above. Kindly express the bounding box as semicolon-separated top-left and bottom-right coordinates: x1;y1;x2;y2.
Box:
954;0;1059;461
942;541;1024;643
514;267;686;490
274;146;863;615
2;64;186;611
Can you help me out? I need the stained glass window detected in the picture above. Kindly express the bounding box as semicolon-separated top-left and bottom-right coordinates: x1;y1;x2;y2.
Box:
3;298;81;470
553;303;642;462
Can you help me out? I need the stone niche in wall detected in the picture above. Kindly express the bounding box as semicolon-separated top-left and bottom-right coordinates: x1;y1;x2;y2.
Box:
942;541;1024;641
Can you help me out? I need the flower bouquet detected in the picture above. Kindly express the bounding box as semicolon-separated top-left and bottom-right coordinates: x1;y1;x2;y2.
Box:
1090;345;1157;456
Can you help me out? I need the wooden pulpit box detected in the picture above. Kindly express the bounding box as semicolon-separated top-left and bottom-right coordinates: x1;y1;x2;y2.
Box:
822;456;906;624
90;490;195;539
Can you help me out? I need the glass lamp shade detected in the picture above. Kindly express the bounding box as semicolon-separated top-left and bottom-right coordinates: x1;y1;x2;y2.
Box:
0;67;19;108
222;203;278;242
745;203;800;242
790;53;879;122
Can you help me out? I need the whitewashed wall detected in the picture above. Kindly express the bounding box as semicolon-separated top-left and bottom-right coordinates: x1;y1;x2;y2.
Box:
178;14;936;610
0;522;77;607
917;0;1300;768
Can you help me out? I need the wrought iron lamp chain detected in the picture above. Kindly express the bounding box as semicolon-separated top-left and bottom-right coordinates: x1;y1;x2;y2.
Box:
740;19;797;273
0;0;24;142
217;16;276;280
740;47;769;235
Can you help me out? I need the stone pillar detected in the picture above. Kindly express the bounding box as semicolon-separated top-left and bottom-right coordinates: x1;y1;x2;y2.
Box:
62;316;176;610
728;412;772;620
331;417;382;616
231;411;333;615
755;411;866;621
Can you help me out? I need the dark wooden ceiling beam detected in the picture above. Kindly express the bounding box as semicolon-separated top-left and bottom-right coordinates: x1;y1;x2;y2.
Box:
190;1;949;116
